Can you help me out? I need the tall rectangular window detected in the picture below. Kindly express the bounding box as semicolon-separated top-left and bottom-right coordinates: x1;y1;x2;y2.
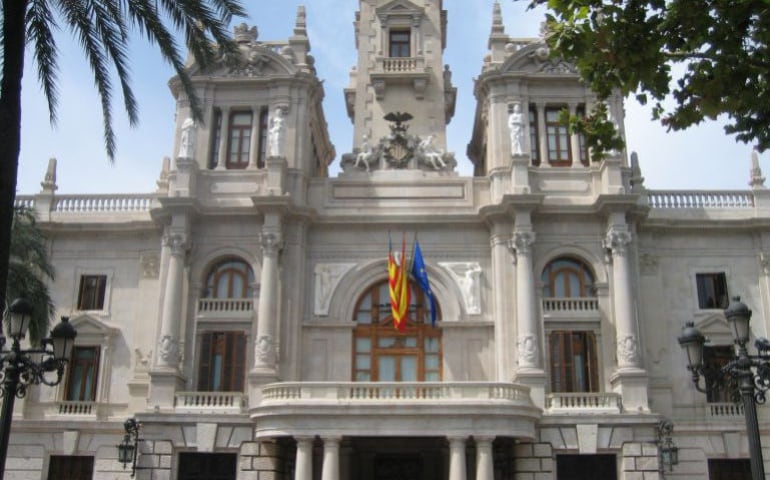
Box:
545;107;571;166
47;455;94;480
704;345;734;403
257;107;269;168
389;30;411;57
65;346;100;401
77;275;107;310
549;331;599;393
198;332;246;391
209;109;222;169
696;272;729;309
226;111;253;169
529;107;539;166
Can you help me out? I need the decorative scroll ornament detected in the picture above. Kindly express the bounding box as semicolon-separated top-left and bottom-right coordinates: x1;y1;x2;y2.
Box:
163;234;189;257
158;335;180;365
603;227;633;256
518;334;538;365
255;335;276;364
617;334;640;365
259;233;283;257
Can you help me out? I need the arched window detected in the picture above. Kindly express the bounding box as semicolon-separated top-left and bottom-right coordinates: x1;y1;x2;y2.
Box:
203;258;255;298
352;280;441;382
541;257;595;298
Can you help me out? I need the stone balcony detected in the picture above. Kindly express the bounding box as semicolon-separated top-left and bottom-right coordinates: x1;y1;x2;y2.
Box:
370;56;431;100
545;393;623;415
175;391;246;414
252;381;540;439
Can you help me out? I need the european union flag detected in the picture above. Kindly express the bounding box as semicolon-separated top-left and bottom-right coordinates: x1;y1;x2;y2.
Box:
411;240;438;326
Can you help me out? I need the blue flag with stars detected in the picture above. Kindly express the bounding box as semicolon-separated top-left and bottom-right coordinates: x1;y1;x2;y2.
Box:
411;240;437;326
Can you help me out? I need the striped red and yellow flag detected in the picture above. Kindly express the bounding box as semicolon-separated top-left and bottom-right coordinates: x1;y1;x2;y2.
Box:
388;232;410;331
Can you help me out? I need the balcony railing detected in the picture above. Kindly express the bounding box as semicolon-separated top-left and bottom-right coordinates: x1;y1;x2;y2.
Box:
708;402;744;419
51;401;98;417
175;392;245;413
647;190;754;209
52;194;155;213
545;392;622;414
542;297;599;312
381;57;420;73
197;298;253;314
261;382;532;404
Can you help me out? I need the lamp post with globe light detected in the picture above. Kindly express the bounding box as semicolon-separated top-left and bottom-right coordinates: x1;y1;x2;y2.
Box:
678;296;769;480
0;298;77;477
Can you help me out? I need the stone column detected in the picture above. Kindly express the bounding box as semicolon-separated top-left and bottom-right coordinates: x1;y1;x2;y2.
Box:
254;232;283;371
321;437;341;480
216;107;230;170
248;107;260;169
536;103;548;167
511;228;538;370
490;224;512;381
448;437;467;480
295;437;314;480
475;437;494;480
157;234;188;369
604;224;640;369
568;103;582;168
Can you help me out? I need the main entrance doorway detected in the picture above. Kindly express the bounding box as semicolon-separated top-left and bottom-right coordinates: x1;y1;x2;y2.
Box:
556;454;617;480
350;438;445;480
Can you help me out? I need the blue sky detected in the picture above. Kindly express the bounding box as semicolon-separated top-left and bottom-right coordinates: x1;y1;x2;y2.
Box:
16;0;761;194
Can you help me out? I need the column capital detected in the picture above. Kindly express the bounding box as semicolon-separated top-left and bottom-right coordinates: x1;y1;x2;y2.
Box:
507;230;536;257
259;233;284;257
603;226;632;256
163;233;189;256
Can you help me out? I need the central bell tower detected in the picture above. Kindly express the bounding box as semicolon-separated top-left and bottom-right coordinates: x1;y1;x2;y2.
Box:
344;0;456;153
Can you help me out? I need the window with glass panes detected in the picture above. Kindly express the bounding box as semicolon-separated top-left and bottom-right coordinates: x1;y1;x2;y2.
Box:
541;257;595;298
549;331;599;393
529;107;539;165
203;259;254;299
389;30;411;57
353;280;441;381
197;331;246;392
545;107;571;166
77;275;107;310
226;111;253;169
65;346;100;401
696;272;729;309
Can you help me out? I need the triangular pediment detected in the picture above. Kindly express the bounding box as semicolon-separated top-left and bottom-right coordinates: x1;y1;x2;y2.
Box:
69;314;119;343
377;0;424;19
694;313;733;345
500;41;578;76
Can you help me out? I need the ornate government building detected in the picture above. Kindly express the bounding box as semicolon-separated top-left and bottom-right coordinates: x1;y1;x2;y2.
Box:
11;1;770;479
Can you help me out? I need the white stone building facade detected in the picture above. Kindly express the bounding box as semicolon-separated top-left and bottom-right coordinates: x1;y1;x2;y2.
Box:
10;1;770;479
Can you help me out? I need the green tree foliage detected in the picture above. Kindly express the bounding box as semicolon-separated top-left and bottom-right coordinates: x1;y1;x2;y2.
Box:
0;0;246;319
6;206;55;344
525;0;770;154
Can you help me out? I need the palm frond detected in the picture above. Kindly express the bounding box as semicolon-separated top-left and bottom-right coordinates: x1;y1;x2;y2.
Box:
27;0;60;125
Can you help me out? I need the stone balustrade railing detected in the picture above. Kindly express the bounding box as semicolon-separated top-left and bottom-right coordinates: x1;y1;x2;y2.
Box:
261;382;532;404
542;297;599;312
175;392;245;412
197;298;254;314
382;57;419;73
53;401;97;416
708;402;744;418
545;392;622;414
14;196;35;209
647;190;754;209
52;194;155;213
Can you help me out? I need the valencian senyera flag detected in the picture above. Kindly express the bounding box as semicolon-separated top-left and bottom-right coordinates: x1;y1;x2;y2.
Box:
388;232;411;331
388;233;437;330
411;239;438;327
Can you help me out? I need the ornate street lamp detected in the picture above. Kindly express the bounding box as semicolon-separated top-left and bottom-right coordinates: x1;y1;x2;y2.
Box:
0;299;77;477
117;418;143;477
656;420;679;473
677;296;769;480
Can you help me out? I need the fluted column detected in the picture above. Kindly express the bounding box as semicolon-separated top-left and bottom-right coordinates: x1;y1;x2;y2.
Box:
510;228;538;370
216;107;230;170
156;234;188;369
448;437;467;480
490;221;512;380
475;437;494;480
254;232;283;370
321;437;341;480
605;224;640;369
295;437;314;480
